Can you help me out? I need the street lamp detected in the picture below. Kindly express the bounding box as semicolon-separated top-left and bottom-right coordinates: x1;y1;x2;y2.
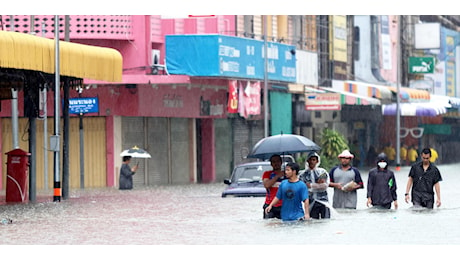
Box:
395;15;402;171
263;15;269;138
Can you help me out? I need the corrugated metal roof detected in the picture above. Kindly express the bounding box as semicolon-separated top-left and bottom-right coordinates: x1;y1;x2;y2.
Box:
0;30;122;82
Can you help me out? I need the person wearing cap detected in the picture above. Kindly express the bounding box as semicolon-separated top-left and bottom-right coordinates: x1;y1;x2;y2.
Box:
405;147;442;209
262;154;285;219
329;150;364;209
299;151;331;219
366;153;398;209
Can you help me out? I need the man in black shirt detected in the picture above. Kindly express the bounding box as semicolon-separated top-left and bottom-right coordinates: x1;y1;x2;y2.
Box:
405;148;442;209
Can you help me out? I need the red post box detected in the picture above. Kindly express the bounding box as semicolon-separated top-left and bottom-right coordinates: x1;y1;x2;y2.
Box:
5;148;31;203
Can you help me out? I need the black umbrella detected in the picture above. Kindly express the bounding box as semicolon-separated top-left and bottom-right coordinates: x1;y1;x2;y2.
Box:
120;146;151;158
247;134;320;160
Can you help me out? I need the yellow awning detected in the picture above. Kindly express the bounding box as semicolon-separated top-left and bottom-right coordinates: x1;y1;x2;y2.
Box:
0;30;122;82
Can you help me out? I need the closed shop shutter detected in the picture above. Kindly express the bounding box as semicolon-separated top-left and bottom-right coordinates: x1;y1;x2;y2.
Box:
169;118;190;184
121;117;146;187
2;117;107;189
121;117;191;185
214;118;233;181
146;117;169;185
232;117;264;166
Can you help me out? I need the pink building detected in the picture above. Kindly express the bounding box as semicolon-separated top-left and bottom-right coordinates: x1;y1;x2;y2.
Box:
0;15;239;190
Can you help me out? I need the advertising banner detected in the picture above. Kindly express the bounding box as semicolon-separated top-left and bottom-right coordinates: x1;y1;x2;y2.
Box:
166;34;296;82
227;80;238;113
305;93;341;111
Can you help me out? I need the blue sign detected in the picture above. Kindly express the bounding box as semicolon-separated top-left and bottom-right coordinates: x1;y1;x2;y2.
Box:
68;97;99;114
166;34;296;82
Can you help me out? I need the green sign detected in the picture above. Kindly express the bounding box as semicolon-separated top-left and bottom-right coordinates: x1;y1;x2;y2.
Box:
409;57;435;73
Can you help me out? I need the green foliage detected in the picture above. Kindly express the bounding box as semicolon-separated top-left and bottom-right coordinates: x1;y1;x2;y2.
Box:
296;155;306;170
295;129;349;171
318;128;349;170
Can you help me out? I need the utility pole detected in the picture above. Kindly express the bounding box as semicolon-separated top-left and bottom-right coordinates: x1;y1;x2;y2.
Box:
62;15;71;199
28;15;37;202
395;15;402;171
263;15;269;138
53;15;61;202
10;15;19;149
42;22;49;190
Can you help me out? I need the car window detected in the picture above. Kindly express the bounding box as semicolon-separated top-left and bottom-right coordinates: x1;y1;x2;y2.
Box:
280;155;295;163
232;165;272;183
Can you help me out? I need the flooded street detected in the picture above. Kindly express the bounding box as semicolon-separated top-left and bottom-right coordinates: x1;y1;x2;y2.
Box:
1;163;460;257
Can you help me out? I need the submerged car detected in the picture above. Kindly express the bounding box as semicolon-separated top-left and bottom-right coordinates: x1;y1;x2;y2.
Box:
221;161;273;198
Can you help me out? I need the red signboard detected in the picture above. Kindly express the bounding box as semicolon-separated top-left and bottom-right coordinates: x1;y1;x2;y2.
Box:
227;80;238;113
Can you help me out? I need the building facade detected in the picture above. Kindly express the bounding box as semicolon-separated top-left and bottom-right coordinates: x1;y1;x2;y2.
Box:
1;15;460;192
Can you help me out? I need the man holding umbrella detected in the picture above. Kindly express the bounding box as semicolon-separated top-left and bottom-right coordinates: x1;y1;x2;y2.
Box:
119;156;138;190
247;133;320;218
119;146;151;190
262;154;285;219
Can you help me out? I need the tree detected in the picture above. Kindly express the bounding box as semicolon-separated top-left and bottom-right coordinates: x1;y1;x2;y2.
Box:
319;128;349;170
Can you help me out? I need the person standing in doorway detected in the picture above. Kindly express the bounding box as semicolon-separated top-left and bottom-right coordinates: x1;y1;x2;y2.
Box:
329;150;364;209
405;148;442;209
265;162;310;221
262;154;285;219
366;153;398;209
119;156;138;190
299;151;330;219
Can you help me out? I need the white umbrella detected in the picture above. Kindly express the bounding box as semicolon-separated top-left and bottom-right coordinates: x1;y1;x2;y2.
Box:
120;146;151;158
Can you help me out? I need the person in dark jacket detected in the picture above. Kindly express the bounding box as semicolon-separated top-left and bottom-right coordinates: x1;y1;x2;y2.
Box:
366;153;398;209
405;148;442;209
119;156;138;190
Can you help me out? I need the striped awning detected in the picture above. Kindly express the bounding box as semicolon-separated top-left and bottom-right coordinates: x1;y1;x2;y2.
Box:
319;87;381;105
382;102;447;116
387;86;430;102
430;94;460;108
306;86;381;111
338;80;393;104
333;80;431;103
0;30;122;82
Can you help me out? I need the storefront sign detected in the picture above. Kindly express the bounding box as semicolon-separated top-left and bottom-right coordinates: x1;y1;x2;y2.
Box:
305;93;341;110
166;35;296;82
68;97;99;114
227;80;238;113
408;56;435;73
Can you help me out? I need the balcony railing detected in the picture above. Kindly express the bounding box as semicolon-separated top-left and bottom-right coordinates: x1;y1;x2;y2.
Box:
0;15;134;40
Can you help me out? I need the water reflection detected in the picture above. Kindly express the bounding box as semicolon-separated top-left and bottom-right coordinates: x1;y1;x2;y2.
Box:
1;163;460;248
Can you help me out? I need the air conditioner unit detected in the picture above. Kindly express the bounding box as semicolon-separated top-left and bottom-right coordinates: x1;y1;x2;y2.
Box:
152;49;160;65
151;49;161;75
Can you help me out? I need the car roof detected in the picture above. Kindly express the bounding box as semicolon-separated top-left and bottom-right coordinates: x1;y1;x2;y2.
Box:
236;161;272;167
